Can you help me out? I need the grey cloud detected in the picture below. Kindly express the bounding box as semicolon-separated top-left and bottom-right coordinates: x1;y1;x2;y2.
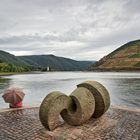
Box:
124;0;140;13
0;0;139;60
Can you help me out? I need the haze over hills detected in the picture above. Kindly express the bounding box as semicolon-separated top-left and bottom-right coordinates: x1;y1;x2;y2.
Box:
91;40;140;71
0;50;95;72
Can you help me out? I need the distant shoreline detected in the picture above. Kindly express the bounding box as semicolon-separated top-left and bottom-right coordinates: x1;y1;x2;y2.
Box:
90;67;140;72
0;71;43;76
0;70;140;76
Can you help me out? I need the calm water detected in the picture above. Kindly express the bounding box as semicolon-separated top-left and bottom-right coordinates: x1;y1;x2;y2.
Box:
0;72;140;109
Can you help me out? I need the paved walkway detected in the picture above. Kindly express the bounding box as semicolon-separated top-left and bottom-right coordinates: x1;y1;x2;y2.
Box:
0;106;140;140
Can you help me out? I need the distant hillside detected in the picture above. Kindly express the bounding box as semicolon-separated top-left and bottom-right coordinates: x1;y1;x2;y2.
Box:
0;50;28;66
0;50;30;72
19;55;94;71
0;50;95;72
91;40;140;71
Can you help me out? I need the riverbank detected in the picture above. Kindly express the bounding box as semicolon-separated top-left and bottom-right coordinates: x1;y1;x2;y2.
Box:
90;67;140;72
0;106;139;140
1;70;140;77
0;71;43;76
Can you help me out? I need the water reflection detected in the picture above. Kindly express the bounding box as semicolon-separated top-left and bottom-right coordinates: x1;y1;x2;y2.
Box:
0;77;11;108
0;72;140;109
0;77;11;94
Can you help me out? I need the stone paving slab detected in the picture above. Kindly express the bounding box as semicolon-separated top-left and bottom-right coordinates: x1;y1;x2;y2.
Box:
0;106;140;140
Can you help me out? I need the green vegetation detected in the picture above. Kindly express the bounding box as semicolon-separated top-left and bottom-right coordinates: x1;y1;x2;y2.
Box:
0;62;29;72
129;53;140;58
19;55;94;71
134;62;140;67
0;50;94;73
91;39;140;71
108;40;140;58
0;50;29;67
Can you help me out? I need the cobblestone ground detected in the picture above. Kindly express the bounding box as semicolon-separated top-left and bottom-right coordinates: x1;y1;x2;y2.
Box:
0;107;139;140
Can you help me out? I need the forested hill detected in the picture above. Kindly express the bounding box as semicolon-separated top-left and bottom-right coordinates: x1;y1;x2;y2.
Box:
91;40;140;71
18;55;94;71
0;50;95;72
0;50;30;72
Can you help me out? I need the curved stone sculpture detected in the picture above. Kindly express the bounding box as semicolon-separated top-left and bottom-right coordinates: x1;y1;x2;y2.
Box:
39;80;110;130
39;91;73;130
77;81;110;118
61;87;95;125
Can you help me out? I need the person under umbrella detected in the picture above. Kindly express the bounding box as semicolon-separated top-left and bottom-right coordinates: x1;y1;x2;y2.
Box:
2;87;25;108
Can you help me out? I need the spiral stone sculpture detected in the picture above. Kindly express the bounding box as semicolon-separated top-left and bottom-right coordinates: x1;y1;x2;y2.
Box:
39;80;110;130
61;87;95;126
39;91;73;130
77;81;110;118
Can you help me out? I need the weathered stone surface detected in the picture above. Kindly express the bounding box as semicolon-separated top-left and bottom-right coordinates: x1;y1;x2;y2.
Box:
61;87;95;125
39;81;110;130
77;80;110;118
39;91;73;130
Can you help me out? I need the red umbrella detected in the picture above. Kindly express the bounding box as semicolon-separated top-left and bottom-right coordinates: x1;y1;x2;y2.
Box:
2;87;25;104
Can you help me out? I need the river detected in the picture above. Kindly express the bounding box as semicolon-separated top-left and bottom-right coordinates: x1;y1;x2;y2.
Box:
0;72;140;109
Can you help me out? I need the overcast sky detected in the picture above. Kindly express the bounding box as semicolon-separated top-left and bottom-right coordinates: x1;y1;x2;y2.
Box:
0;0;140;60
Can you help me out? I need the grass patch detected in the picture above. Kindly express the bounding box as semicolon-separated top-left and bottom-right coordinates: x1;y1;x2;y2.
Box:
134;62;140;67
108;40;140;57
129;53;140;58
0;72;19;76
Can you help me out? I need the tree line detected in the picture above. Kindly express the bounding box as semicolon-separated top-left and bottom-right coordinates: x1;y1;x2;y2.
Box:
0;62;30;72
